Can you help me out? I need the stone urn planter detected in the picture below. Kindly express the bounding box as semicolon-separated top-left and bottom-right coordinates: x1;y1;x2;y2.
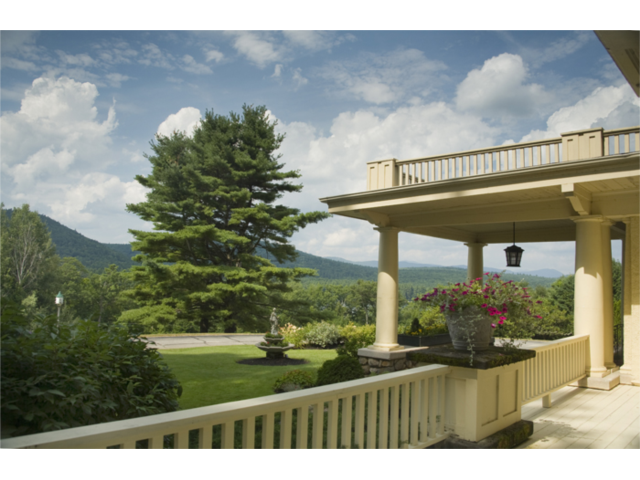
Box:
445;306;493;352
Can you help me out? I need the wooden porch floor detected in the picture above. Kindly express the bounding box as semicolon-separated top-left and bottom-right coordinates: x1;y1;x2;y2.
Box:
518;383;639;449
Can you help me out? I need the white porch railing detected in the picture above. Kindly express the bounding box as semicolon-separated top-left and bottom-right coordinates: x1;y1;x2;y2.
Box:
521;334;589;407
1;364;451;449
367;126;639;190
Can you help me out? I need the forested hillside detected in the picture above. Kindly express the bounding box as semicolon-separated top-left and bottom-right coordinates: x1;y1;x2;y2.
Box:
2;208;556;288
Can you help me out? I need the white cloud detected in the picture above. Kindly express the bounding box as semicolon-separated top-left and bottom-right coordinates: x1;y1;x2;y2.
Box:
157;107;202;137
105;72;130;88
180;54;212;74
522;32;592;68
204;48;224;63
1;57;39;71
139;43;175;69
272;64;283;78
520;84;640;141
0;75;154;241
456;53;551;118
55;50;96;67
228;31;283;68
292;68;308;89
282;31;348;51
319;48;447;105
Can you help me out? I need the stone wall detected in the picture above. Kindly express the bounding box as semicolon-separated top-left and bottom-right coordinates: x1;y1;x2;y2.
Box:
359;355;415;375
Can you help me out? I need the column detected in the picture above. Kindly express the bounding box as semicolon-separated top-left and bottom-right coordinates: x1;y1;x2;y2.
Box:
465;242;487;284
601;220;615;369
620;216;640;385
372;227;402;351
573;217;608;378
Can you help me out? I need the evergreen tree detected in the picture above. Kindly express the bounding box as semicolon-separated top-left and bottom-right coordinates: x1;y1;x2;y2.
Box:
120;105;329;333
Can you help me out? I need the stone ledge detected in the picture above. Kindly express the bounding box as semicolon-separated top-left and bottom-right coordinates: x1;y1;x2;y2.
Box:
408;344;536;370
358;346;430;360
572;370;620;390
430;420;534;449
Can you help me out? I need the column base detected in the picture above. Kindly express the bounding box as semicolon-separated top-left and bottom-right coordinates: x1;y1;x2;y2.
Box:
571;370;620;390
368;343;404;352
620;366;640;386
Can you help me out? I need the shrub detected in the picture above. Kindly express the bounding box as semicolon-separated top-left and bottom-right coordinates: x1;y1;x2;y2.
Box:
305;322;341;348
316;355;364;387
280;323;307;349
336;323;376;357
273;370;315;393
1;302;182;437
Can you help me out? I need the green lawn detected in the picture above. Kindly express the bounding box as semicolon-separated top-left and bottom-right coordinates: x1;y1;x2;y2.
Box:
160;346;338;410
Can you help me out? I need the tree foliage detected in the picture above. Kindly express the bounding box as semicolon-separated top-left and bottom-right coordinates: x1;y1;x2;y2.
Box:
0;301;182;437
121;105;329;333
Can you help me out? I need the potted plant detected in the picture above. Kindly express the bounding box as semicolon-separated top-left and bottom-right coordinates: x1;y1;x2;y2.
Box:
398;317;452;347
415;272;540;353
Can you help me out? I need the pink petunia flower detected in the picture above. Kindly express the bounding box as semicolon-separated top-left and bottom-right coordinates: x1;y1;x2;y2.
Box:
491;323;496;328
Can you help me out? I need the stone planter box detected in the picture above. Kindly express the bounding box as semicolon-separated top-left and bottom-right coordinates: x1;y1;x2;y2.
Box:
398;333;451;347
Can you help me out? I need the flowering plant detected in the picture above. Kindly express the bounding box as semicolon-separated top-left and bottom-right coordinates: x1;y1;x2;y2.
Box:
415;272;541;349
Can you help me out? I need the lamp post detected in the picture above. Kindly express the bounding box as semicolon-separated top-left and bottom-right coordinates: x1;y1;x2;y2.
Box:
504;223;524;267
55;291;64;326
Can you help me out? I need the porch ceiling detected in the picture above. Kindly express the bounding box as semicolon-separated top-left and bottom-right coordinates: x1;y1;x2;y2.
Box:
320;153;639;244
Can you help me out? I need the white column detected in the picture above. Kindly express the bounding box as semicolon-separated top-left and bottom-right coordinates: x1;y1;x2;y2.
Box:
601;220;615;369
620;216;640;386
372;227;402;351
574;217;608;378
465;242;487;284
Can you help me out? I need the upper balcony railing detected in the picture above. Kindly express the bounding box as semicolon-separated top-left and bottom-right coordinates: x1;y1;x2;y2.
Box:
366;126;640;190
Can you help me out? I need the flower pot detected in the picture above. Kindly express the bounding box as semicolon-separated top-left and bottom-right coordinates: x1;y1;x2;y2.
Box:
445;305;493;352
397;333;452;347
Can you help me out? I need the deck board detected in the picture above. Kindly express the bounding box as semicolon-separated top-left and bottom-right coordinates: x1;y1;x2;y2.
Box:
518;384;639;449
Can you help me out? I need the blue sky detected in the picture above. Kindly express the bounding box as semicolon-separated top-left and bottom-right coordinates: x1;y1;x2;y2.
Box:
1;25;638;275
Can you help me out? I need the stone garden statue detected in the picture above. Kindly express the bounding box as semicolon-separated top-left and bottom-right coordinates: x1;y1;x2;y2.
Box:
269;308;279;335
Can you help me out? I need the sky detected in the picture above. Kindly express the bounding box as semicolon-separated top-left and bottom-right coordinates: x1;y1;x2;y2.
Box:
1;21;639;275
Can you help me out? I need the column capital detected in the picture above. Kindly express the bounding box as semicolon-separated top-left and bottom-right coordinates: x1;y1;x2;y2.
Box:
621;215;639;225
571;215;605;224
464;242;488;247
374;226;400;233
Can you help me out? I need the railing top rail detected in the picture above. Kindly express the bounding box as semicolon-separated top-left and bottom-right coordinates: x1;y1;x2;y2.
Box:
603;126;640;136
524;334;589;354
2;364;451;449
394;137;563;165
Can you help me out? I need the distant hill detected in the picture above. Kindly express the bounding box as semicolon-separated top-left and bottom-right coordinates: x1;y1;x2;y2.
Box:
3;208;556;287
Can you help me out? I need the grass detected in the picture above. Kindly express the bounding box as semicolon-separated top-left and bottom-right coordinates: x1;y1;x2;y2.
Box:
160;345;338;410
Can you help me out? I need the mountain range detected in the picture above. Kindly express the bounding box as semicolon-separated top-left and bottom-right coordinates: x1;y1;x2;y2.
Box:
3;208;560;287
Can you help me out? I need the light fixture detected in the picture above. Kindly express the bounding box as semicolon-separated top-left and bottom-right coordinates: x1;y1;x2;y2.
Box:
55;291;64;326
504;223;524;267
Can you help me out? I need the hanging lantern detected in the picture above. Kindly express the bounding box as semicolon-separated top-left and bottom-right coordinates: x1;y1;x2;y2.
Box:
504;223;524;267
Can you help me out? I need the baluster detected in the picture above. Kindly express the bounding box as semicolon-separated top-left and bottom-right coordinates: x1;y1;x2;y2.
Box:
354;393;365;449
614;135;620;154
410;163;415;185
410;380;419;446
379;388;389;449
389;385;400;449
625;133;630;153
635;132;640;152
281;409;293;449
295;405;309;449
487;153;493;173
605;136;610;155
199;426;213;449
438;376;446;436
220;422;234;449
366;390;378;449
436;160;441;181
400;383;410;447
175;429;189;449
420;378;430;442
479;154;485;174
556;143;561;163
311;403;323;449
264;413;275;449
427;377;436;438
149;435;165;449
341;396;353;448
242;417;255;449
120;439;136;449
326;400;339;449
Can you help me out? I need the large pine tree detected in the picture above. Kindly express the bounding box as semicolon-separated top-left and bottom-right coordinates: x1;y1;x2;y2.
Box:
120;105;329;333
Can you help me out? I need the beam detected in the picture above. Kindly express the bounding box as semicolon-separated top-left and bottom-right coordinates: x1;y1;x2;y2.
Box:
562;183;592;216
